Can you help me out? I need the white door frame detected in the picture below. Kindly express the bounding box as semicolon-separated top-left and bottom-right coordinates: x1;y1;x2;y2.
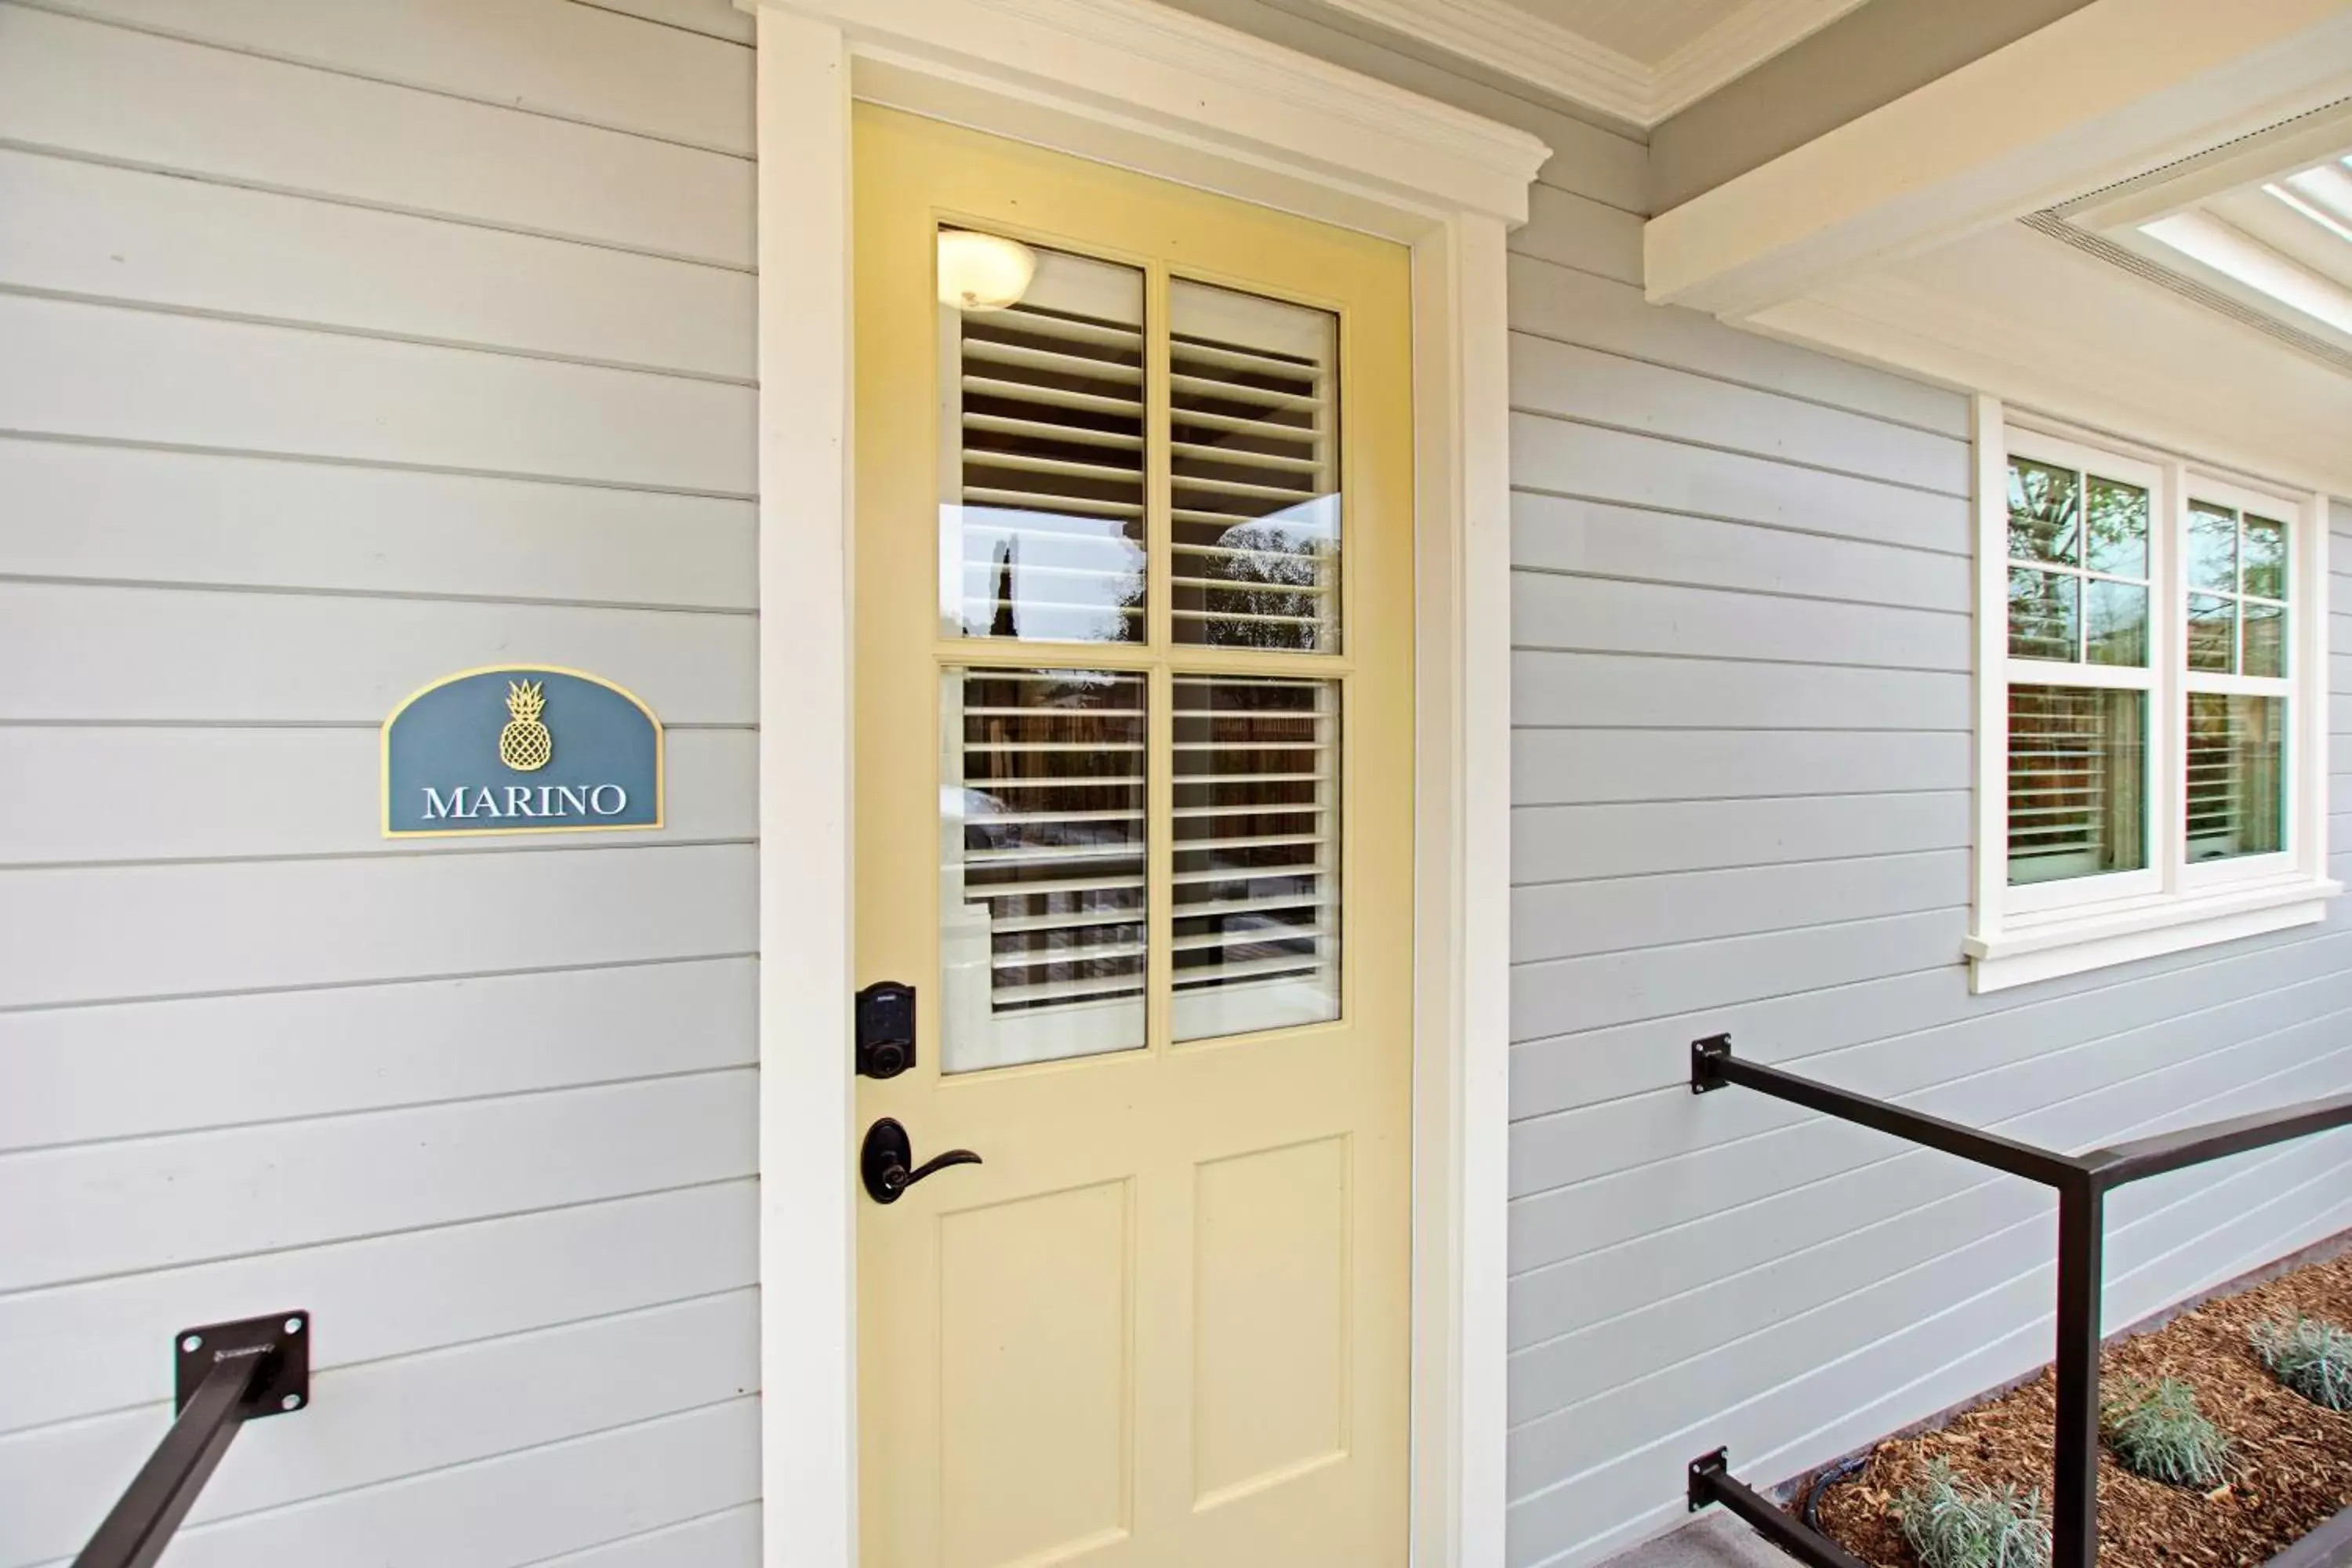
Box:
745;5;1547;1563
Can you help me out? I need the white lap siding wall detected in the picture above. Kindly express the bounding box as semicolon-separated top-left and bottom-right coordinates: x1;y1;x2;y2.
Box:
0;2;762;1564
1498;167;2352;1568
1160;6;2352;1566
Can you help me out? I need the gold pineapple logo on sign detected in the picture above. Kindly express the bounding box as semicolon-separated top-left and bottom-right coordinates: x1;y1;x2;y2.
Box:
499;680;553;772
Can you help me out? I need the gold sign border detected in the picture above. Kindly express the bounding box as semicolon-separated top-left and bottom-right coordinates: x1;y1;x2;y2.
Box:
379;662;668;840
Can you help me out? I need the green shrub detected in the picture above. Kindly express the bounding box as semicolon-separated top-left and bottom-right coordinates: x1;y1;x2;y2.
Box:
1893;1459;2052;1568
2100;1377;2230;1486
2253;1317;2352;1412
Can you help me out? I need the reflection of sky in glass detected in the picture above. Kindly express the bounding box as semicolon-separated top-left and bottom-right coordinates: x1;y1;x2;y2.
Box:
1213;495;1337;558
2085;579;2148;666
2084;477;2148;578
2187;504;2238;592
942;506;1145;643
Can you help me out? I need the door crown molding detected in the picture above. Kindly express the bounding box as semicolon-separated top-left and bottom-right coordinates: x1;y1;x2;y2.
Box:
1306;0;1871;128
744;0;1552;223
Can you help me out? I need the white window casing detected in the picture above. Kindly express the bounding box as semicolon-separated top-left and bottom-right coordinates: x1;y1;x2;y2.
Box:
1966;397;2340;993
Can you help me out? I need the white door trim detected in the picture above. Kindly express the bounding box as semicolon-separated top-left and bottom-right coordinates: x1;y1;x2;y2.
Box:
745;5;1547;1564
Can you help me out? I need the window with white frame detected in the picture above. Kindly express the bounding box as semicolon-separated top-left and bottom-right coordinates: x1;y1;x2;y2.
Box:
1967;414;2339;993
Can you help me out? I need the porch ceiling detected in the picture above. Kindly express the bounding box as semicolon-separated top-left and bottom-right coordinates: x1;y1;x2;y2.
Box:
1287;0;1872;127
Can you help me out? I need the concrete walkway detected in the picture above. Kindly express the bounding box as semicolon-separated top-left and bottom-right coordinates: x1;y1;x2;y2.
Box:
1596;1512;1800;1568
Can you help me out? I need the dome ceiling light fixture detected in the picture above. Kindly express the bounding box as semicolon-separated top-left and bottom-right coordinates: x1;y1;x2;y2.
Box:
937;228;1037;312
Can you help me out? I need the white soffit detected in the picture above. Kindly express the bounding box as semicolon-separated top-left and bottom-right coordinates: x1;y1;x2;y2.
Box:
1303;0;1872;127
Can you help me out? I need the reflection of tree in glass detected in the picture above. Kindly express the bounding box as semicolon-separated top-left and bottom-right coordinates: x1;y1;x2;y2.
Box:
2007;458;2080;564
1201;520;1330;650
2008;567;2075;660
2242;517;2286;600
988;539;1017;638
2188;503;2238;593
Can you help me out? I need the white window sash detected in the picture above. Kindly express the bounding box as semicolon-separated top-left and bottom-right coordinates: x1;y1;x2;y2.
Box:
1988;426;2169;920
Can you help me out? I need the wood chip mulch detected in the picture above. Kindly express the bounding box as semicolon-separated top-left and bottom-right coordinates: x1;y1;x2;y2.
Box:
1807;1250;2352;1568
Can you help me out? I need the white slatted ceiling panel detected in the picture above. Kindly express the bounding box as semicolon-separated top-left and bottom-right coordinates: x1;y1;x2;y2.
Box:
949;240;1147;644
1171;675;1340;1040
1167;280;1341;652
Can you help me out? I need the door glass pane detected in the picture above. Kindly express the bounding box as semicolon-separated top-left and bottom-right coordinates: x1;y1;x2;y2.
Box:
2007;685;2147;885
1171;677;1340;1040
1168;281;1341;652
2008;568;2078;660
941;669;1147;1073
2187;693;2285;862
940;233;1147;643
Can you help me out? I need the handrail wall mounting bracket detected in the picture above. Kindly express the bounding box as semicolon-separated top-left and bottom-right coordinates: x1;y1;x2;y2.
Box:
176;1310;311;1418
73;1312;311;1568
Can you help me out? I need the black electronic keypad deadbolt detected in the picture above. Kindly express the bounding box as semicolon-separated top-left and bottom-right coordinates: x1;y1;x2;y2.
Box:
855;980;916;1078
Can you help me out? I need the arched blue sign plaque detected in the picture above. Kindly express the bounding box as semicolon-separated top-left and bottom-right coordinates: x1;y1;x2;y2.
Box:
383;666;663;837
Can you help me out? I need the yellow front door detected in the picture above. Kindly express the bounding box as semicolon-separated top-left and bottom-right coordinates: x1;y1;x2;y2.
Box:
851;105;1414;1568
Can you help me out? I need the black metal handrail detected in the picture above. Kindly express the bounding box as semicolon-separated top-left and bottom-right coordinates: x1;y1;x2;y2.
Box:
1685;1036;2352;1568
74;1312;310;1568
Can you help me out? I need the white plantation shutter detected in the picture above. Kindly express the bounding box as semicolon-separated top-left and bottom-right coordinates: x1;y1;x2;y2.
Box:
941;669;1149;1072
2186;693;2285;861
2006;686;2146;884
2173;705;2230;860
1168;281;1341;652
1171;676;1340;1040
2007;687;2111;877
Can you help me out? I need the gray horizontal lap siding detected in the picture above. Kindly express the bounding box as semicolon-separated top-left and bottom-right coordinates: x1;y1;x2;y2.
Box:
0;2;760;1565
1109;13;2349;1568
1504;240;2352;1568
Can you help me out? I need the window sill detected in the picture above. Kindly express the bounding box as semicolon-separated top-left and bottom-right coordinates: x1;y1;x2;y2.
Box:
1965;876;2344;993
